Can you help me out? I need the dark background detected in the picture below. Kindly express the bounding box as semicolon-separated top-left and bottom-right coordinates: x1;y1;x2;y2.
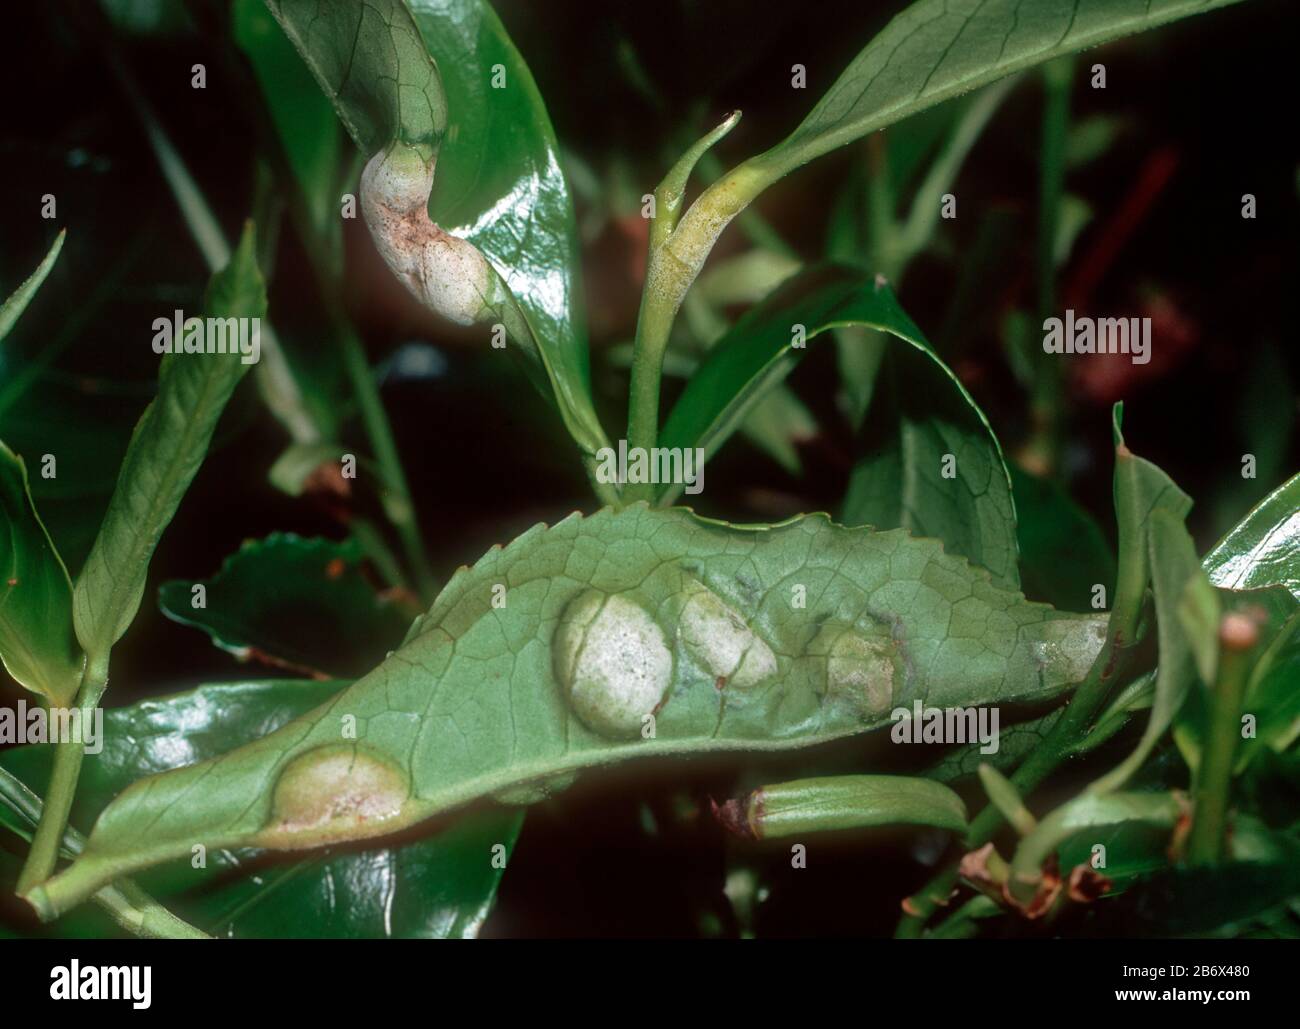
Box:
1;0;1296;935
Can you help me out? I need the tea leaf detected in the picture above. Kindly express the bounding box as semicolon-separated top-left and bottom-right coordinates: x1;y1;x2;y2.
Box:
72;223;266;661
660;266;1018;589
0;231;65;344
752;0;1250;183
267;0;607;459
0;679;518;938
158;534;412;680
0;442;81;705
34;504;1105;914
1204;471;1300;602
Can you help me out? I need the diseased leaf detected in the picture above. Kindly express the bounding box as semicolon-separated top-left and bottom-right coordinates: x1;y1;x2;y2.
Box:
0;231;65;344
0;679;519;939
72;223;266;662
659;265;1018;590
750;0;1250;184
0;442;82;705
411;0;592;395
158;534;411;679
1204;471;1300;602
267;0;606;459
35;504;1105;913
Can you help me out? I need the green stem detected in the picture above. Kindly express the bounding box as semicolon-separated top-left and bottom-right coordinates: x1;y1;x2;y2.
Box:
15;653;110;893
3;767;208;938
694;151;797;259
329;301;437;601
1186;630;1255;865
897;442;1150;936
1026;57;1074;476
626;159;775;496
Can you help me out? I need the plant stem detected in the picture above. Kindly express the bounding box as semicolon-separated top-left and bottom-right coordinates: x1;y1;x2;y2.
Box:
1186;622;1256;865
329;305;438;601
626;160;775;496
1024;57;1074;477
16;653;110;893
3;767;208;938
897;441;1151;936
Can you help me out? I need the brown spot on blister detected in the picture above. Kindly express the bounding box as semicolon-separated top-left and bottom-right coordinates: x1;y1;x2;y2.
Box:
325;558;346;580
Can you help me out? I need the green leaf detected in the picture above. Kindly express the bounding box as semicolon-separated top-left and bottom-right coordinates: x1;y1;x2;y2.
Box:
0;679;520;939
35;504;1106;913
726;774;968;839
410;0;598;443
749;0;1250;184
233;0;343;240
659;266;1019;590
924;708;1062;782
72;222;266;662
1010;464;1116;611
1088;509;1212;795
0;231;65;344
0;441;81;705
1174;586;1299;776
1232;610;1300;767
1009;790;1184;891
0;768;208;939
264;0;446;160
0;379;136;576
1081;819;1300;937
267;0;605;460
158;534;411;680
977;763;1036;835
266;441;346;496
1204;471;1300;602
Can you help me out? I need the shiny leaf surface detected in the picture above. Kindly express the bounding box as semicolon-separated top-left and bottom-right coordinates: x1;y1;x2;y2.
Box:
37;504;1105;912
0;679;519;938
0;443;81;704
158;534;411;680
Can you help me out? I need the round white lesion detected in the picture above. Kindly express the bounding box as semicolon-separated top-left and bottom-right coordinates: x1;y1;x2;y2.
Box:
808;621;898;717
554;589;674;738
677;582;776;690
265;743;409;843
360;142;493;326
